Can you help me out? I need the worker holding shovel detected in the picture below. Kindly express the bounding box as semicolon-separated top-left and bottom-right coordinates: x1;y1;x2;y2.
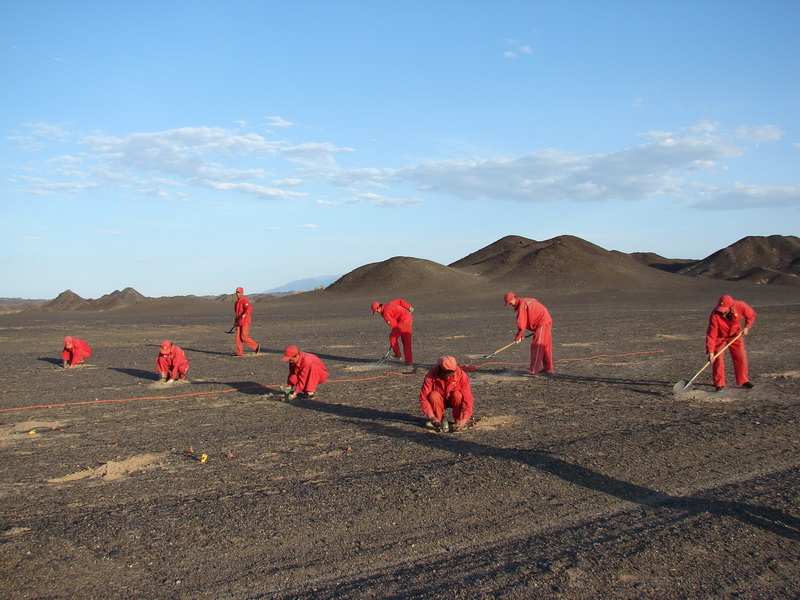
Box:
504;292;554;375
706;294;756;392
233;286;261;356
372;298;414;366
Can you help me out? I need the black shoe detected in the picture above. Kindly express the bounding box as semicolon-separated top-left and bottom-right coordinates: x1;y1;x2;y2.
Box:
714;386;725;392
742;381;754;389
254;345;261;355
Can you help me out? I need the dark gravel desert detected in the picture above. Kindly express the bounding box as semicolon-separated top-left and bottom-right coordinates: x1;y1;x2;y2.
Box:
1;271;799;598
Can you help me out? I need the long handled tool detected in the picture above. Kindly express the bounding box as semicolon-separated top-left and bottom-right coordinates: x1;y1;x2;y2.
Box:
374;346;393;366
225;324;236;334
673;332;743;393
482;332;534;359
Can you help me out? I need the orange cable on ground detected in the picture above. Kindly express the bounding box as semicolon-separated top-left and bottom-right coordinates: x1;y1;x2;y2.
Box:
1;351;663;414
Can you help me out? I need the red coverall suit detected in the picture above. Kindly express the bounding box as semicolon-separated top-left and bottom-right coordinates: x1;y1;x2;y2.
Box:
287;352;329;394
706;297;755;388
513;298;554;375
382;298;414;364
62;337;92;367
234;295;259;355
419;364;474;424
156;344;190;381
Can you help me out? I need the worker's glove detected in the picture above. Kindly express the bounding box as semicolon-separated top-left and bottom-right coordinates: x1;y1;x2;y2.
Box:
409;307;414;313
515;334;523;342
285;392;297;401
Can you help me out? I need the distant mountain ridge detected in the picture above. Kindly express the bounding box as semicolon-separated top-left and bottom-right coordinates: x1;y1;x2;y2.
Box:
8;234;798;311
41;287;147;311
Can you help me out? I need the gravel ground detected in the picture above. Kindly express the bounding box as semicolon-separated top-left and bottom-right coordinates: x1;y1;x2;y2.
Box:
1;282;798;599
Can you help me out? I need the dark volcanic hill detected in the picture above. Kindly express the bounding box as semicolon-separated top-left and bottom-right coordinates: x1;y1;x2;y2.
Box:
41;288;147;311
41;289;87;311
327;256;480;294
86;287;147;310
678;235;800;286
449;234;685;288
629;252;697;273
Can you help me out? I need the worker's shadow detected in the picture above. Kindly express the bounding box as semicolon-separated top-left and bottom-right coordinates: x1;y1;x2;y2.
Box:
109;367;159;381
294;398;800;543
294;397;420;426
540;373;673;397
173;346;233;357
222;381;272;395
38;357;63;366
300;351;389;366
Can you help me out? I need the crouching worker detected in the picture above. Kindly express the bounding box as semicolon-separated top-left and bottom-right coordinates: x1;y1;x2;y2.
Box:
281;345;328;400
419;356;474;433
62;336;92;368
156;340;190;383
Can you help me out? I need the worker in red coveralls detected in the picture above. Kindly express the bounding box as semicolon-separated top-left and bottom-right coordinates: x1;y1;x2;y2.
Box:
706;294;756;392
281;345;328;400
504;292;554;375
233;286;260;356
62;336;91;368
419;356;474;433
371;298;414;365
156;340;190;383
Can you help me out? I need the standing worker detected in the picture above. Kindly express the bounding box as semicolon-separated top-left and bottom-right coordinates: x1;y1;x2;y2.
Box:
706;294;756;392
504;292;554;375
62;336;92;369
156;340;190;383
372;298;414;365
233;286;261;356
419;356;474;432
281;345;328;400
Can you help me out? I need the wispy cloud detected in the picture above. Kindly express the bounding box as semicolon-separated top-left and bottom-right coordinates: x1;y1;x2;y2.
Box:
399;122;792;210
10;120;794;212
266;115;293;128
504;40;533;58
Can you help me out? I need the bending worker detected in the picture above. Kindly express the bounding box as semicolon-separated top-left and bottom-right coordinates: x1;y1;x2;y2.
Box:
156;340;190;383
62;336;92;369
419;356;474;433
504;292;554;375
233;286;261;356
371;298;414;365
706;294;755;392
281;345;328;400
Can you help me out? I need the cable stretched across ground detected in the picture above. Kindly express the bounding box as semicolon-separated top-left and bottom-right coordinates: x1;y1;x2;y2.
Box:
0;350;664;414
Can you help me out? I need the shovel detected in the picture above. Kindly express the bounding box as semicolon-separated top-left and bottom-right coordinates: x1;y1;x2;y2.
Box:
482;332;534;359
673;332;743;393
374;346;393;366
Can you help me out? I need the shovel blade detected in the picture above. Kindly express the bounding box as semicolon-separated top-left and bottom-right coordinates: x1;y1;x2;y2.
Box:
673;379;693;393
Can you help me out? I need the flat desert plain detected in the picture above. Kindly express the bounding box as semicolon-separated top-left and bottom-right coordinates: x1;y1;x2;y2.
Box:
1;282;798;599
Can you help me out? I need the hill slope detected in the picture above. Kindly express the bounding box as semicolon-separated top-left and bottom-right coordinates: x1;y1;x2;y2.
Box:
678;235;800;286
327;256;481;294
449;234;686;288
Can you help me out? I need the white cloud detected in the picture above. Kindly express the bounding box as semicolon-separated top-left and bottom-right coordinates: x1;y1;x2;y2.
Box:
732;125;784;143
203;181;306;200
266;115;293;128
25;121;71;141
399;122;788;209
298;224;318;228
282;142;355;167
357;192;422;207
22;177;98;196
693;183;800;210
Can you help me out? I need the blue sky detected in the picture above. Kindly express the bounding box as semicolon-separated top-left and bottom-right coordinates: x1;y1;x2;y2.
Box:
2;1;798;298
